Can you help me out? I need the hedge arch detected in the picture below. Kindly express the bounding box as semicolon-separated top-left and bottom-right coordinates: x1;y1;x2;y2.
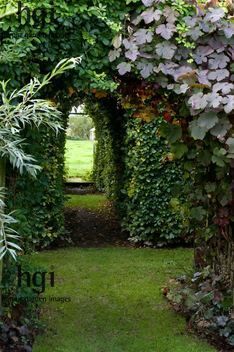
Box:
1;1;233;301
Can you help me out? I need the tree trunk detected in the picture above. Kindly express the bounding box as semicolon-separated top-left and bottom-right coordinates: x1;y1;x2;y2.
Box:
0;158;6;308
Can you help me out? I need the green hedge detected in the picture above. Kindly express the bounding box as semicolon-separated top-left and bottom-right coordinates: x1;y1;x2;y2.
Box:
120;118;187;246
85;98;125;199
7;123;67;251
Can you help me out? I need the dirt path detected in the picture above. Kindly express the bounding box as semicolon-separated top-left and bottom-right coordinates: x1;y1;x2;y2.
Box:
63;202;130;248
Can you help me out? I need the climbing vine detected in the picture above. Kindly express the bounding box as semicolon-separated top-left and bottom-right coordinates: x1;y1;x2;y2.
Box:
111;0;234;288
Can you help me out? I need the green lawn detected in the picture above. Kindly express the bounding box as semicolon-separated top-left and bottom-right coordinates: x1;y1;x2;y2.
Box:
31;248;215;352
65;140;94;180
65;194;107;210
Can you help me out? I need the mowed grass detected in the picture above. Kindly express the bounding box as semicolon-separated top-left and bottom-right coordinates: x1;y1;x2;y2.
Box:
65;140;94;180
31;248;215;352
65;194;107;210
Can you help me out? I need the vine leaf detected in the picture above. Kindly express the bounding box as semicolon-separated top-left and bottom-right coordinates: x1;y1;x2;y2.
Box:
189;120;206;140
205;8;225;23
155;42;176;60
197;112;219;130
117;62;131;75
210;118;231;138
156;23;176;40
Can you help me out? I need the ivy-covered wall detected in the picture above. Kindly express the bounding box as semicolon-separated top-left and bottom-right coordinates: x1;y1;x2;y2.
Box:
86;96;188;246
120;117;187;246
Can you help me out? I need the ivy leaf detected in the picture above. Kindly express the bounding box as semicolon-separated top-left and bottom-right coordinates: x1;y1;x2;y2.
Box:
156;23;176;40
189;120;207;140
171;143;188;159
205;8;225;23
155;42;177;60
159;122;182;144
117;62;131;75
197;112;218;130
212;147;227;167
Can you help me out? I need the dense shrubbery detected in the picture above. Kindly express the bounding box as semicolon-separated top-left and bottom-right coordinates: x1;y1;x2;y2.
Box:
121;117;187;245
7;124;66;250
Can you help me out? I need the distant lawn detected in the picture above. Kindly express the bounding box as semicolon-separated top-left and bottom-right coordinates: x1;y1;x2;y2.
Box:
65;194;107;211
65;140;94;180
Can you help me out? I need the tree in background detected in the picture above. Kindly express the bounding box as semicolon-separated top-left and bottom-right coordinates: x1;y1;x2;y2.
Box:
67;106;94;140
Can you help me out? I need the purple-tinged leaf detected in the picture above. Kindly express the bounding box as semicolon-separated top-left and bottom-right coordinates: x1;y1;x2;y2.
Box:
142;0;154;7
123;39;135;50
133;29;153;45
208;53;230;70
223;23;234;39
156;23;176;40
188;93;208;110
125;48;139;61
155;42;177;60
163;7;178;23
141;8;162;24
223;95;234;114
205;8;225;23
207;92;223;109
213;82;234;95
194;46;214;64
208;37;225;52
137;62;154;78
197;70;211;87
117;62;131;75
184;16;197;28
187;27;203;41
158;62;179;76
208;69;229;82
